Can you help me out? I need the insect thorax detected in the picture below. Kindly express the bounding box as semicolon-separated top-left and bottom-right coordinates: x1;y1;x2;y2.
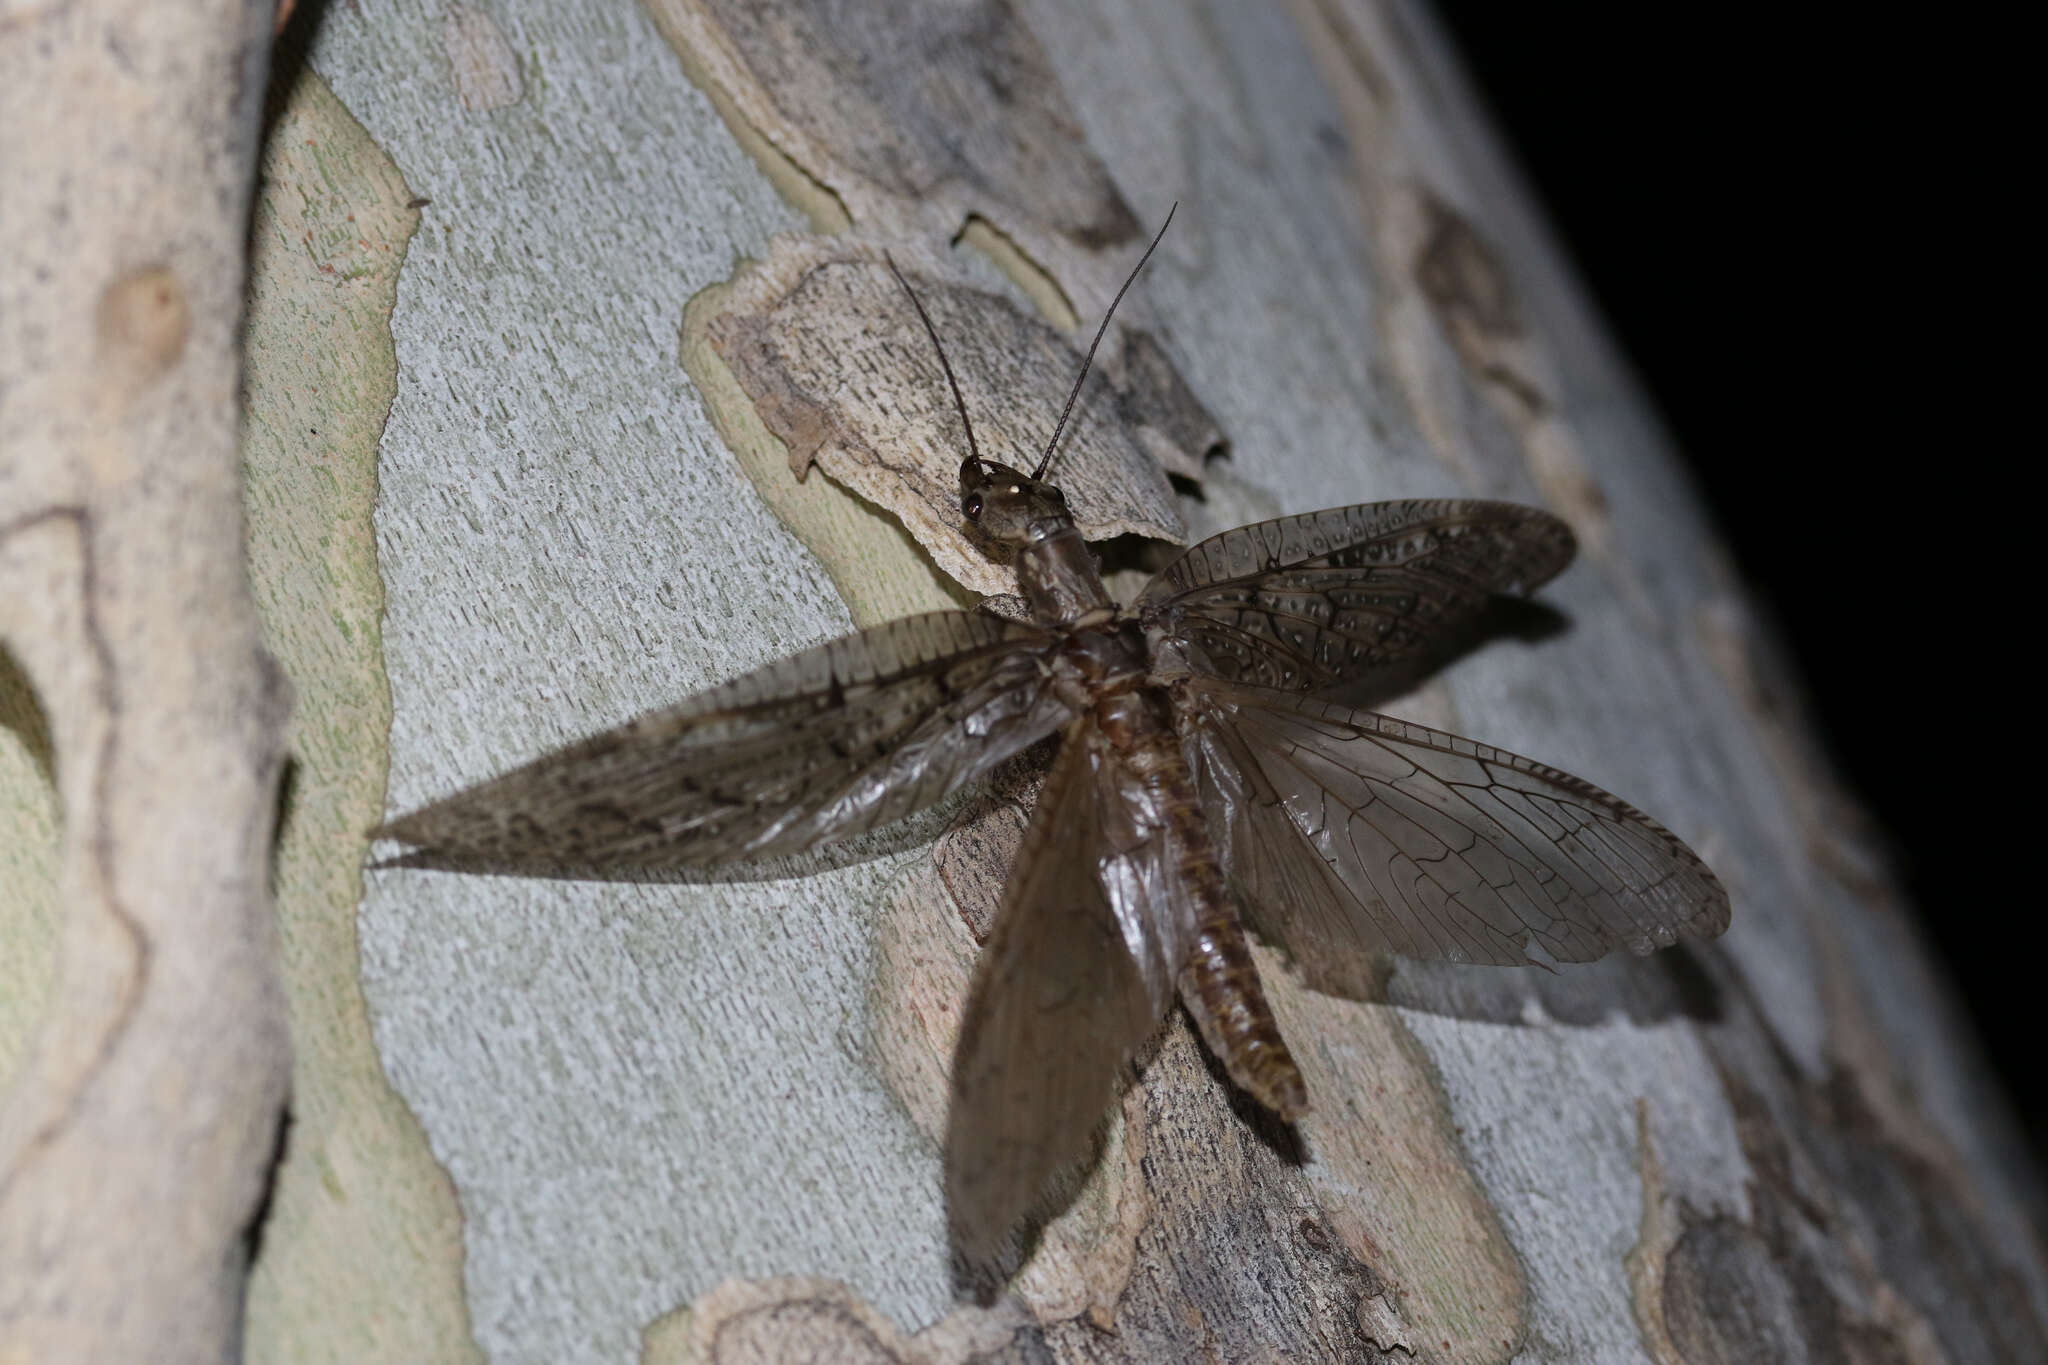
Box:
1017;524;1115;627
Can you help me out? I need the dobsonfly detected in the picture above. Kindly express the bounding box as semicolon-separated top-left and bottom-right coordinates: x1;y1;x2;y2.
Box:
377;206;1729;1257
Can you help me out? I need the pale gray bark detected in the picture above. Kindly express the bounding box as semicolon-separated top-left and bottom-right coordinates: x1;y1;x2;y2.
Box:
1;1;2040;1362
0;2;292;1361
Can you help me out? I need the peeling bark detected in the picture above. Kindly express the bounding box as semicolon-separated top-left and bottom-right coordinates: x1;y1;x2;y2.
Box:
700;234;1204;596
3;1;2042;1362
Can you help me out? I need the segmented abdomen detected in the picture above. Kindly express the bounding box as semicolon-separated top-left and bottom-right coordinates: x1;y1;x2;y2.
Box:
1107;686;1308;1121
1176;841;1310;1120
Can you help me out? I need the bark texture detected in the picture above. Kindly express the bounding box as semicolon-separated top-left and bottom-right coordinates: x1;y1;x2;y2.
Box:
1;1;2041;1362
0;1;293;1360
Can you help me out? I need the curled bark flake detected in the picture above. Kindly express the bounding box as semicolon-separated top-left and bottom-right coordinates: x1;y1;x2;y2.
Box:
705;236;1190;595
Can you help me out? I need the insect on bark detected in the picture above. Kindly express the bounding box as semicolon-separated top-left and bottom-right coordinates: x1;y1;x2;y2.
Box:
377;206;1730;1261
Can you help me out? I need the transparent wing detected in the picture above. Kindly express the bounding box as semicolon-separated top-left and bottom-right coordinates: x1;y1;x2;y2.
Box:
1179;678;1728;973
377;612;1072;865
946;722;1195;1257
1138;500;1575;693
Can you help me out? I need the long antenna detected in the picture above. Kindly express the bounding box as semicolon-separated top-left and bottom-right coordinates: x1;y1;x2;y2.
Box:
885;251;982;469
1032;201;1177;480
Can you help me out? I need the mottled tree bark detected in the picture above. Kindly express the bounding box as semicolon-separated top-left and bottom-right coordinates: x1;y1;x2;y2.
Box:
0;2;292;1361
1;1;2040;1362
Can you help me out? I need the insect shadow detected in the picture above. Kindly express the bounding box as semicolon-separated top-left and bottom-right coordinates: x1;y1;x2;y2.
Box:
1219;594;1724;1029
1386;937;1723;1030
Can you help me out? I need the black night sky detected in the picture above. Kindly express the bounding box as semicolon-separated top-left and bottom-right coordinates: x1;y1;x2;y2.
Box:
1429;8;2034;1161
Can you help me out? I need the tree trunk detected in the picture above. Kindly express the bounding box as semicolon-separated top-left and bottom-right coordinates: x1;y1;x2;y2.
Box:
0;2;293;1361
2;1;2041;1362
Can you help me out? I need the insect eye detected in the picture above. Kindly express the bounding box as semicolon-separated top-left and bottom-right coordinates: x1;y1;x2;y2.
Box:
962;492;983;520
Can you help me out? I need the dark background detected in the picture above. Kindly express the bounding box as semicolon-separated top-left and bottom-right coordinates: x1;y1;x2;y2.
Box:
1430;11;2035;1154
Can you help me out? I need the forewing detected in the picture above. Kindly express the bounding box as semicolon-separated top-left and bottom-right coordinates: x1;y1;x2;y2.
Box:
378;612;1072;865
1138;500;1575;692
1180;679;1727;974
946;723;1194;1256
